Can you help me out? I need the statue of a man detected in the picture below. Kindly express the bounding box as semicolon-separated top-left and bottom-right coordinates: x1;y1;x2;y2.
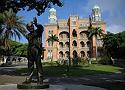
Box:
24;17;44;84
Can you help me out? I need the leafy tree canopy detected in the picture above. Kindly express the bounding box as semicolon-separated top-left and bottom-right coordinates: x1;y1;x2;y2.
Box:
103;31;125;59
10;40;28;56
0;0;63;15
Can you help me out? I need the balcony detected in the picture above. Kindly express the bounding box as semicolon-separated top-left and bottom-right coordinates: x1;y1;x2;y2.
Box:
79;26;88;30
59;47;69;52
59;38;69;42
59;26;69;30
80;47;90;51
79;38;88;41
72;37;77;41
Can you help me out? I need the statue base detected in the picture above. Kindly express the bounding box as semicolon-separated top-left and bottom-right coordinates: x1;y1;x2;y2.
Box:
17;79;49;89
17;83;49;89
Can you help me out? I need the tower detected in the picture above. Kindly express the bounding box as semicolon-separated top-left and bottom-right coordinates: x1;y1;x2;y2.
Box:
49;8;57;24
92;5;101;21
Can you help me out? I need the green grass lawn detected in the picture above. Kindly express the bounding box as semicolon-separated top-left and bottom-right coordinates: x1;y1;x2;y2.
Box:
16;63;122;77
44;64;122;77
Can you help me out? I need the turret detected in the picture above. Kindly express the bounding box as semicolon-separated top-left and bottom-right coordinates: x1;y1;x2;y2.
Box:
92;5;101;21
49;8;57;24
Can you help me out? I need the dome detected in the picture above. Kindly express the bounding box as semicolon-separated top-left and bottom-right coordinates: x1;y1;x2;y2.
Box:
49;8;56;12
93;5;100;9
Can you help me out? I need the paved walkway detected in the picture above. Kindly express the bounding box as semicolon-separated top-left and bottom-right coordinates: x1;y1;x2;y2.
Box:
0;84;106;90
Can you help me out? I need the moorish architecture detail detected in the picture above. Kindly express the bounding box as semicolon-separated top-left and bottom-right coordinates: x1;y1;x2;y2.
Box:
44;5;106;61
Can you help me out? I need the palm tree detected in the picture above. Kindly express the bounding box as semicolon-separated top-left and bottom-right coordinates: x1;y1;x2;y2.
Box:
0;8;27;51
88;27;103;39
47;34;59;61
88;26;104;58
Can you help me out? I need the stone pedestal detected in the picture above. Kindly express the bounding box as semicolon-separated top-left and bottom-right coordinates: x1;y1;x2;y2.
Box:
17;83;49;89
17;79;49;89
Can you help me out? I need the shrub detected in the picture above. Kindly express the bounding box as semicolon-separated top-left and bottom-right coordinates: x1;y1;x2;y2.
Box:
98;56;113;65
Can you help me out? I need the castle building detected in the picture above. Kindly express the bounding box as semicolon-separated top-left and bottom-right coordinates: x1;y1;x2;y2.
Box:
44;5;106;61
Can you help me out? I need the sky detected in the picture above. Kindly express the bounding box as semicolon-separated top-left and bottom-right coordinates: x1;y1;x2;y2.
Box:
17;0;125;43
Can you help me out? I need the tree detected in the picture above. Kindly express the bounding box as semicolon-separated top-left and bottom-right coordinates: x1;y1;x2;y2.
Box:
10;41;28;57
0;0;63;15
88;26;104;58
47;34;59;60
103;31;125;59
102;32;120;58
87;16;104;58
88;27;103;39
0;8;27;50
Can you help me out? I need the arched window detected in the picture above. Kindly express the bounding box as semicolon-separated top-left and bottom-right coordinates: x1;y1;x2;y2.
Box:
87;41;91;47
72;29;77;37
80;51;85;58
48;30;53;36
65;51;70;58
59;32;69;39
48;50;52;59
59;34;63;39
73;40;77;47
80;32;87;39
87;51;91;58
65;42;69;48
80;41;85;47
73;50;77;58
59;42;63;48
59;51;63;58
48;40;52;46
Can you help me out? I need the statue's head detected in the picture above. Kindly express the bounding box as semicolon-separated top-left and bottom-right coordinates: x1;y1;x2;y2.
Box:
26;22;34;32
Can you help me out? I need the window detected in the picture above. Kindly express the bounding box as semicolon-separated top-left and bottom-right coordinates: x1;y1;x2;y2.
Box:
73;40;77;47
48;30;53;36
59;51;63;58
48;50;52;58
65;42;69;48
81;51;85;58
80;41;85;47
48;30;53;46
48;40;52;46
59;42;63;48
72;29;77;37
72;21;76;25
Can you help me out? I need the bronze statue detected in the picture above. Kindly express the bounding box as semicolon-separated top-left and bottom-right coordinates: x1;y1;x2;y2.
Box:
24;17;44;84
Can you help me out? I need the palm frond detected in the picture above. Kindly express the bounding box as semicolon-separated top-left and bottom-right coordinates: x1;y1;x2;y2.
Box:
0;8;27;49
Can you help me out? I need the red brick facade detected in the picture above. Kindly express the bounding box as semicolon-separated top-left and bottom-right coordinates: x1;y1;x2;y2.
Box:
44;6;106;61
44;16;106;61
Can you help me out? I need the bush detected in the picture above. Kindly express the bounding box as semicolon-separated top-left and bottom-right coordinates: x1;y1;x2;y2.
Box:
98;56;113;65
78;57;89;65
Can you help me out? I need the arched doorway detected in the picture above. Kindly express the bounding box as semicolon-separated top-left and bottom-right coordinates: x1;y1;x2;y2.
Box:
65;42;69;48
59;42;63;48
65;51;70;58
72;29;77;37
73;40;77;47
80;51;85;58
87;51;91;58
73;50;77;58
87;41;91;47
59;51;63;58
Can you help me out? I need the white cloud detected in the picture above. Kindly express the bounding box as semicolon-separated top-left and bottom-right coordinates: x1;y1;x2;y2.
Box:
107;25;125;34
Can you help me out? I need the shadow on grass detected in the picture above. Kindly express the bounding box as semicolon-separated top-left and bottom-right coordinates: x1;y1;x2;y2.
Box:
0;64;122;77
43;65;118;77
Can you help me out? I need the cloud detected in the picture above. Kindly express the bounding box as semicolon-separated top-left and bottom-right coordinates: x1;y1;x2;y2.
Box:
107;25;125;34
83;0;125;33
